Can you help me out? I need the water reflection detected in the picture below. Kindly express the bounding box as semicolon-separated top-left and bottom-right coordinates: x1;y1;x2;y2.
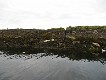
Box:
0;49;106;80
0;48;106;64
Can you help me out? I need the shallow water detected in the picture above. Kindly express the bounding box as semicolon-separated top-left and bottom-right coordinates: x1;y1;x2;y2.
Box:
0;51;106;80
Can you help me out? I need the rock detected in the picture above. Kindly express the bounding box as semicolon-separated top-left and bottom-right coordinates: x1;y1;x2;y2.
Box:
92;43;100;47
51;39;54;41
102;49;106;53
43;40;50;42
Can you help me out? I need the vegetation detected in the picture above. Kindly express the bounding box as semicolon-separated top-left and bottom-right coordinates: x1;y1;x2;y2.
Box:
0;26;106;54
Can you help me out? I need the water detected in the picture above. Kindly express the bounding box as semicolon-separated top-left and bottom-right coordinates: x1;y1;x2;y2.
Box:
0;50;106;80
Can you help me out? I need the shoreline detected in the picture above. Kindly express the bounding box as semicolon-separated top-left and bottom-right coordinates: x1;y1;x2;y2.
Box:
0;26;105;53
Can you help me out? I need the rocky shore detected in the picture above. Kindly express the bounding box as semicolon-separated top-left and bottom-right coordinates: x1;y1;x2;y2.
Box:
0;26;106;53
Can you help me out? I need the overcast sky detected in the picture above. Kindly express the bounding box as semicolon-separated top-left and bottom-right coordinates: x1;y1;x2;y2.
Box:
0;0;106;29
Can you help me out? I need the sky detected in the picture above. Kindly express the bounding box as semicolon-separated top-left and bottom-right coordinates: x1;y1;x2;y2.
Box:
0;0;106;29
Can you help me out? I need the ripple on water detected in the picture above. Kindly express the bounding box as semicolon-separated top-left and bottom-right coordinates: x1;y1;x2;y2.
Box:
0;52;106;80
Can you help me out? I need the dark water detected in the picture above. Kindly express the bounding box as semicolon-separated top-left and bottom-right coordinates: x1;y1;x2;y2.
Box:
0;50;106;80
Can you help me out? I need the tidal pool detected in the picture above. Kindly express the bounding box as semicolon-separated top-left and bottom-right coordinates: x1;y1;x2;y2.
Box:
0;50;106;80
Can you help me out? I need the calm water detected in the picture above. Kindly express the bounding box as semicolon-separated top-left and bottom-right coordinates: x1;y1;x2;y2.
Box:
0;50;106;80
